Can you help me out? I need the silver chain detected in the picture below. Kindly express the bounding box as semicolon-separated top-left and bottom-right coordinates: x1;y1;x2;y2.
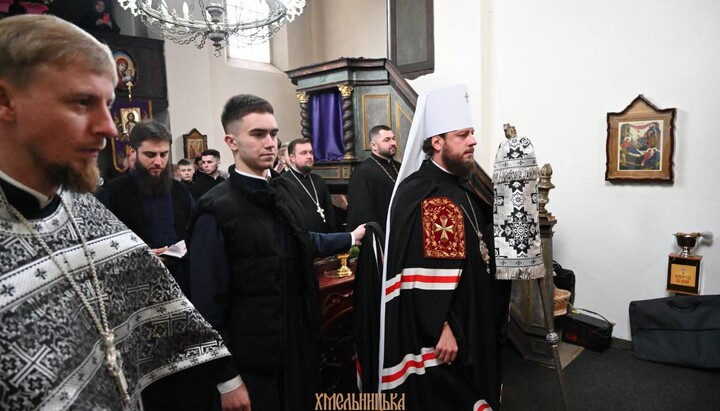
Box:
369;155;399;183
289;169;326;222
289;168;320;206
460;192;491;274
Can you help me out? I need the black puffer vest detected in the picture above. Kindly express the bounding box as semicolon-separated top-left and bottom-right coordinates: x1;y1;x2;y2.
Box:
190;171;318;370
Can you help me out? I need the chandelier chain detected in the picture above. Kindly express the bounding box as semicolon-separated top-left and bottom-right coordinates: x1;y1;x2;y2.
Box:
116;0;306;54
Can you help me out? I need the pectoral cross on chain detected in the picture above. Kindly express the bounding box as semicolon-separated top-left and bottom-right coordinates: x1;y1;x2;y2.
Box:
317;205;326;223
477;230;491;274
104;332;130;405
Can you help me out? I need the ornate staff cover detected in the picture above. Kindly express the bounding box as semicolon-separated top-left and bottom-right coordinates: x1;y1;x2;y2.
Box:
492;135;545;280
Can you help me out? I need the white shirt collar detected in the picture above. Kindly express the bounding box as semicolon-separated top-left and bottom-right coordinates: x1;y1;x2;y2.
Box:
234;167;270;182
430;159;454;175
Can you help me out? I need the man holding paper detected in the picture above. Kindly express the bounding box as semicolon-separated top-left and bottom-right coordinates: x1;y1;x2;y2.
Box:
99;119;194;296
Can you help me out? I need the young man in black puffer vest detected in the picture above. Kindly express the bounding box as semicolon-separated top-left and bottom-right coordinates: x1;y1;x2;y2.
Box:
189;94;365;411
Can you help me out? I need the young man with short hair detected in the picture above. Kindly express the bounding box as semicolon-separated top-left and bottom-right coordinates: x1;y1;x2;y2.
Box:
177;158;195;186
190;148;224;199
201;149;222;179
189;94;364;411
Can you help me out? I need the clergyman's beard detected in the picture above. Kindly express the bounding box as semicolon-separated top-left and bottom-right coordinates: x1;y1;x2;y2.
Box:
48;161;100;193
441;147;475;177
297;164;313;174
135;162;173;197
379;147;396;159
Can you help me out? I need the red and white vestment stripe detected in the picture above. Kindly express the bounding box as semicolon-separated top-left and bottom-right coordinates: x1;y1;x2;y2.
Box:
384;267;462;302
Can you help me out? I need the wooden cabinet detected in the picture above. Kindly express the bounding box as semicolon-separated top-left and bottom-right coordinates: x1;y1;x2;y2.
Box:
319;274;355;334
318;272;357;393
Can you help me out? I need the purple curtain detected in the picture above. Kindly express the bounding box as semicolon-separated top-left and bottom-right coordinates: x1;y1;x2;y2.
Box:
310;90;345;161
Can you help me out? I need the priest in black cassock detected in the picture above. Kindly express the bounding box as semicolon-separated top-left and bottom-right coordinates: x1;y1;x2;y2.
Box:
280;138;336;232
379;85;511;411
346;125;401;233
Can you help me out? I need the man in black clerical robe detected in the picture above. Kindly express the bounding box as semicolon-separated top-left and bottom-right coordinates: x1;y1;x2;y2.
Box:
280;138;336;232
353;222;385;393
99;120;193;297
380;85;511;411
347;125;401;233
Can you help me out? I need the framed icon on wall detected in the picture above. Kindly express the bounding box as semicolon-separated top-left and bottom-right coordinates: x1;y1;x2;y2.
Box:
183;128;208;161
113;49;137;91
605;95;676;183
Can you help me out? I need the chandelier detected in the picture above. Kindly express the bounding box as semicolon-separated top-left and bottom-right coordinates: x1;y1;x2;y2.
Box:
117;0;306;56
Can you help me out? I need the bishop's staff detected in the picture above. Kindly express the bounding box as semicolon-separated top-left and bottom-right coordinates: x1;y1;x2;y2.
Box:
493;124;569;410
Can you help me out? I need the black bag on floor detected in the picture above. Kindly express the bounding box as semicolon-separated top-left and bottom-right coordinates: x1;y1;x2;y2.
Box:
553;261;575;304
629;295;720;369
562;308;613;352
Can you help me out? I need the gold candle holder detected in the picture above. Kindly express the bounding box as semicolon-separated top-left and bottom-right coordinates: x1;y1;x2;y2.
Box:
335;253;353;278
